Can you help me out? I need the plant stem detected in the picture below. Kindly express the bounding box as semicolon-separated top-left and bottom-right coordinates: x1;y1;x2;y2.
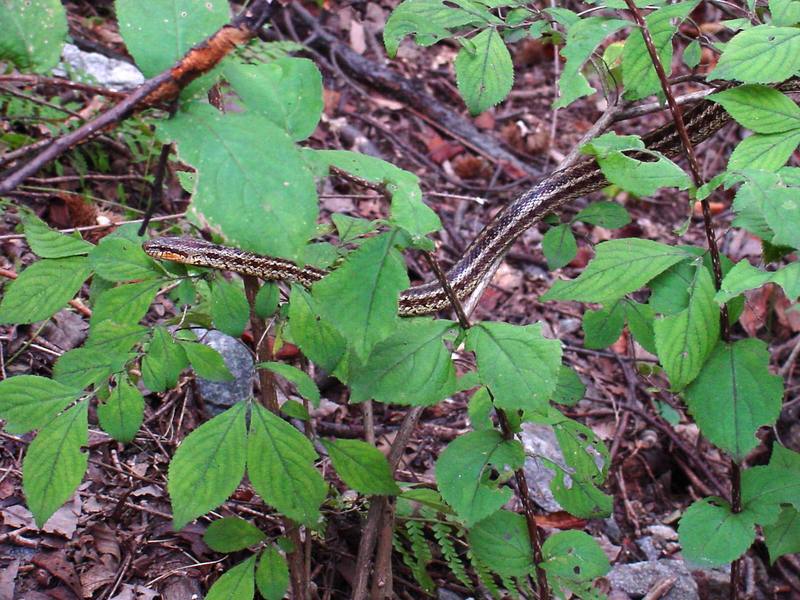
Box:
423;250;550;600
621;3;740;597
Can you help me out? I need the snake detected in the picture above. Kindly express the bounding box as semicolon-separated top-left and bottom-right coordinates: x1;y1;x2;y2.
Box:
143;82;799;316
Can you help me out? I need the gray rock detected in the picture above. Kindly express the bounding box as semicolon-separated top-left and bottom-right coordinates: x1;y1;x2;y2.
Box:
608;560;698;600
58;43;144;91
437;589;469;600
520;423;606;513
193;330;255;416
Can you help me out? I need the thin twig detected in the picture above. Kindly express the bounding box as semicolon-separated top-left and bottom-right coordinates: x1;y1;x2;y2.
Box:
0;212;187;242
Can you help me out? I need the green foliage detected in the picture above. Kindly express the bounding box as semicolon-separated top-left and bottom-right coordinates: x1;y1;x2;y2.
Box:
204;517;267;553
142;327;189;393
709;25;800;83
540;530;610;599
256;546;290;600
679;497;756;566
23;213;93;258
210;278;250;338
206;555;256;600
436;430;524;526
467;510;532;577
0;375;81;434
0;256;92;324
116;0;229;78
323;439;400;496
23;403;88;527
168;403;248;530
97;376;144;443
247;402;326;526
455;29;514;115
182;342;234;382
542;224;578;270
466;322;562;412
0;0;67;72
685;339;783;460
260;361;320;406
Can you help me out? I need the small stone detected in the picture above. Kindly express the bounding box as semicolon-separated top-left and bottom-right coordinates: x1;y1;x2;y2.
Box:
193;330;255;416
57;44;144;91
608;560;698;600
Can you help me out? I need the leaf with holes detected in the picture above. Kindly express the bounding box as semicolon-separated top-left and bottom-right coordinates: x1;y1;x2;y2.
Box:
540;530;610;591
168;402;248;530
468;510;533;577
436;430;524;526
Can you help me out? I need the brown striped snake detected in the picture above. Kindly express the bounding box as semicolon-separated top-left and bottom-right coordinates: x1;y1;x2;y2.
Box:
143;81;800;316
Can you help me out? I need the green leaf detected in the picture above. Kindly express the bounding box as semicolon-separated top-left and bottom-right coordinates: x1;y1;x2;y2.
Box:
551;366;585;406
23;214;92;258
540;530;610;586
582;300;625;349
543;239;691;303
574;201;631;228
542;224;577;270
716;261;800;303
741;464;800;524
764;188;800;249
349;319;457;406
654;263;719;390
683;39;701;68
159;103;318;261
582;132;644;157
436;430;524;526
206;556;255;600
89;238;160;281
256;547;290;600
168;402;248;530
467;510;533;577
383;0;481;57
678;497;755;566
709;85;800;134
466;322;562;413
254;283;280;318
204;517;266;552
728;130;800;172
0;0;67;72
116;0;229;78
53;345;129;390
90;280;162;331
454;28;513;115
554;17;628;108
332;214;380;243
0;375;81;434
731;172;776;239
770;0;800;25
0;256;91;325
22;402;88;527
142;327;189;393
260;361;320;406
97;377;144;443
312;232;409;359
710;25;800;83
287;286;345;373
225;58;323;141
247;403;326;526
549;417;612;518
625;300;657;354
210;278;250;338
597;151;691;197
312;150;440;242
763;507;800;563
685;339;783;460
322;438;400;495
622;1;700;100
182;342;234;382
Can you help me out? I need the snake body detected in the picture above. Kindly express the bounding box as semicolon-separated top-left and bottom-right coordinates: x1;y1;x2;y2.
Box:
141;90;784;316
